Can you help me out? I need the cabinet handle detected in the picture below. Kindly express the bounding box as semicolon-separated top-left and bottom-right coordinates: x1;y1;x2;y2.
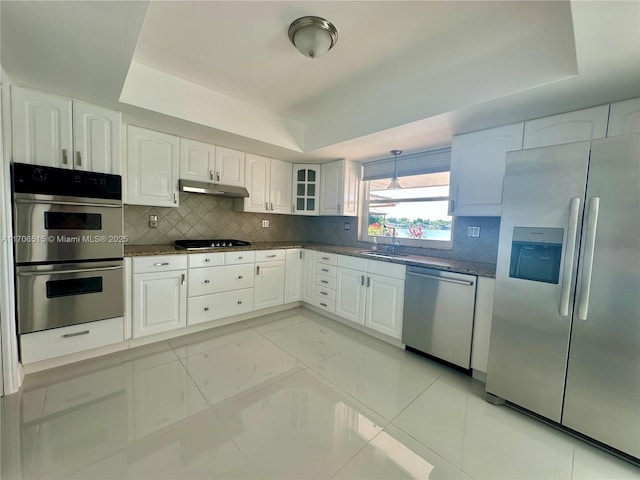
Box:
153;262;170;266
299;251;303;260
361;275;364;286
256;266;260;275
320;291;328;296
204;280;210;284
174;193;178;204
337;203;340;211
76;151;82;167
321;280;328;284
366;277;370;287
210;170;214;181
266;254;277;258
62;149;68;165
216;171;221;181
270;202;274;211
238;256;243;260
237;300;242;305
320;302;328;307
321;257;330;260
406;271;474;286
450;200;455;213
321;268;329;272
237;275;243;279
204;307;209;312
265;202;269;211
204;258;210;263
62;330;90;338
181;274;185;285
293;203;296;212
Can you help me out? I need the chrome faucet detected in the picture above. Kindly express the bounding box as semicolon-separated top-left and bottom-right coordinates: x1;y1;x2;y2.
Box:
390;227;401;253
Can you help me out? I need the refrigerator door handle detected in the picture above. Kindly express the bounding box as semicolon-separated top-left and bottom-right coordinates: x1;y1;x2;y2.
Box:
578;197;600;320
559;197;581;316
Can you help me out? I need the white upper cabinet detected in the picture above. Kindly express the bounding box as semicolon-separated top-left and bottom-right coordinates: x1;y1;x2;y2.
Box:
214;146;245;186
270;159;293;214
238;153;292;214
12;86;120;174
607;98;640;137
12;86;73;169
523;105;609;149
73;101;121;174
179;138;215;182
319;159;360;216
449;123;524;217
292;164;320;215
127;126;180;207
243;153;270;212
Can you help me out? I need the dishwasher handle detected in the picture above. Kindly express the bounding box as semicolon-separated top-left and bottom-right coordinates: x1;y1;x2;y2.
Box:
407;271;474;286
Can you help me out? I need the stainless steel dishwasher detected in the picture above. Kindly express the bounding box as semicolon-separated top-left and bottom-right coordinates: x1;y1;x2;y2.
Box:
402;266;477;369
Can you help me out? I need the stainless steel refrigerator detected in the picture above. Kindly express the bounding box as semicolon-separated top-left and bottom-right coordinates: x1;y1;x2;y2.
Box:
486;133;639;461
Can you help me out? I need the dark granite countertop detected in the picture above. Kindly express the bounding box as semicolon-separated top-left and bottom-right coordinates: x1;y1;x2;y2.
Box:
124;242;496;278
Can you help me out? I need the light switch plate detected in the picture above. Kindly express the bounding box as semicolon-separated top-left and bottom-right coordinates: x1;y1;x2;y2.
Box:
261;220;270;228
344;222;350;230
149;215;158;228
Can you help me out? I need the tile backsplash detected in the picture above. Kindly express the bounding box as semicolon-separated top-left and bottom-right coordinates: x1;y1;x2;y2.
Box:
125;193;499;265
124;193;306;245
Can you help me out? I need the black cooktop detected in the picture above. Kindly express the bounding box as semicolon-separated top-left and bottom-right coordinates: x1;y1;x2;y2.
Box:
174;239;252;250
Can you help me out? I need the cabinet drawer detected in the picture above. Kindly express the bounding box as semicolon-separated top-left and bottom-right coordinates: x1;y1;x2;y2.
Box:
20;317;124;364
315;297;335;313
255;249;286;262
224;251;256;265
188;288;254;325
316;264;337;277
316;274;336;289
315;285;336;302
367;260;406;280
188;252;225;268
316;252;338;266
133;255;187;273
188;264;254;297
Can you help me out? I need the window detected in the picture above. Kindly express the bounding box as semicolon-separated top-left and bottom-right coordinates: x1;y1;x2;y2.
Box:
359;148;453;249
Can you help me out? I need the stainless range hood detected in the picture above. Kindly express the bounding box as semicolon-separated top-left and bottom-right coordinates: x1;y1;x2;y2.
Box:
179;179;249;198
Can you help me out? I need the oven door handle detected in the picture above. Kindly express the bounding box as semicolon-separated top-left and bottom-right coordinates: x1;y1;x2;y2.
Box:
14;199;121;208
17;265;123;276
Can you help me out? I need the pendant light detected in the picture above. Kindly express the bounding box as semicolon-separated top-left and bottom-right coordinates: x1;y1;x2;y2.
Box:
288;16;338;59
387;150;403;189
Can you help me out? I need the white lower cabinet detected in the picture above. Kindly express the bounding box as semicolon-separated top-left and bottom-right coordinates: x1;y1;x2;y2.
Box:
133;270;187;338
335;256;405;340
335;267;366;325
188;289;254;325
301;249;316;304
20;317;124;364
284;249;304;303
254;253;286;309
365;273;405;338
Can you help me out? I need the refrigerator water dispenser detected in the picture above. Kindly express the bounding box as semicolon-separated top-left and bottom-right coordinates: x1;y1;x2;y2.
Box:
509;227;564;284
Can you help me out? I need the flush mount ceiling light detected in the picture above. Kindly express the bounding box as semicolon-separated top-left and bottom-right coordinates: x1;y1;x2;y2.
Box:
288;16;338;59
387;150;403;189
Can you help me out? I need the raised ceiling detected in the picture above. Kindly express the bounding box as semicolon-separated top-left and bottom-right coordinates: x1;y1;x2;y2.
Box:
2;1;639;163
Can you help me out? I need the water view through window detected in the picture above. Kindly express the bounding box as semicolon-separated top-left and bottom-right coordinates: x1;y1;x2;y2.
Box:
366;172;452;244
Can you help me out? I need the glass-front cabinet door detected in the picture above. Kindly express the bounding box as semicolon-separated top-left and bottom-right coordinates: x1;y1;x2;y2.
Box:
292;164;320;215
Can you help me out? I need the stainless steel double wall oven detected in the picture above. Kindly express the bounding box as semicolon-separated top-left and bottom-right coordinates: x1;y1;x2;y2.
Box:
13;163;124;335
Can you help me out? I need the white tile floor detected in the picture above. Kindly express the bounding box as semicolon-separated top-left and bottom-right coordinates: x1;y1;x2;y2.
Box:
2;307;638;479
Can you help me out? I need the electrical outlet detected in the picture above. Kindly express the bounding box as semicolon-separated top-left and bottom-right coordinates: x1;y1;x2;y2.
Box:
344;222;350;230
261;220;270;228
149;215;158;228
467;226;480;237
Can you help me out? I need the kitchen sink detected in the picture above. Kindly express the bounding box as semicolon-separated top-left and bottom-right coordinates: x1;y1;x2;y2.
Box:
358;251;409;258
